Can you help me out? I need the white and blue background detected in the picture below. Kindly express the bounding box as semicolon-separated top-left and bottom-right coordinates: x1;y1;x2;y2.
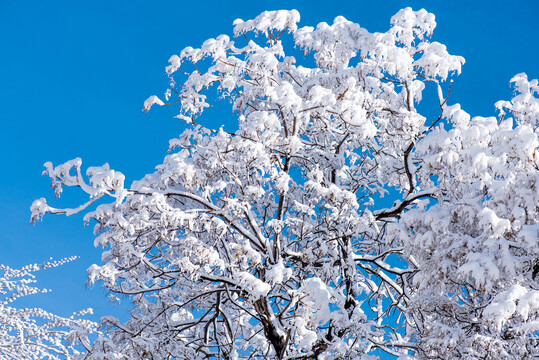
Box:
1;0;537;343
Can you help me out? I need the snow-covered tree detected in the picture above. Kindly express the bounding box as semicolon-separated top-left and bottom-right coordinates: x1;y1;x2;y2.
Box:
0;258;96;359
32;8;538;359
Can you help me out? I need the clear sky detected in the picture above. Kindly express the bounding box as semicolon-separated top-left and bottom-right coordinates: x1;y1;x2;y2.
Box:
1;0;537;344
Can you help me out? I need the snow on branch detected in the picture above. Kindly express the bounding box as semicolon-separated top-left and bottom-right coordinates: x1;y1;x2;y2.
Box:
32;7;539;360
0;258;96;360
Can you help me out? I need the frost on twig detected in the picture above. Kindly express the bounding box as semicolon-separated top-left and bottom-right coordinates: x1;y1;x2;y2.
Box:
0;258;96;360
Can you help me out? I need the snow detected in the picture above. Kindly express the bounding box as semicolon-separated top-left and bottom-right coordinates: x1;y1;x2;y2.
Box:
142;95;164;112
31;6;539;359
483;284;539;331
233;10;300;37
0;260;96;359
265;260;292;285
299;277;332;323
236;271;271;298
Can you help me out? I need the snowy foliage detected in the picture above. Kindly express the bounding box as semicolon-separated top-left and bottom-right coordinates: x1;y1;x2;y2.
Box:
0;258;96;359
32;8;538;359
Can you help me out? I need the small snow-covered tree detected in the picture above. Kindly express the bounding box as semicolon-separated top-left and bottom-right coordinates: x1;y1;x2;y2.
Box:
0;258;96;359
32;8;538;359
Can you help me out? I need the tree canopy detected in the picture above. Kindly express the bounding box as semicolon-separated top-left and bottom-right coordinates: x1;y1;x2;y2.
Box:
31;8;538;360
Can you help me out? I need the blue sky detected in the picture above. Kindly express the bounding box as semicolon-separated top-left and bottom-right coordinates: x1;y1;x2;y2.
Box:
1;0;537;346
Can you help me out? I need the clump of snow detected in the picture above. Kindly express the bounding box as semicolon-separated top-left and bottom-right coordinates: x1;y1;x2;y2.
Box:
483;285;539;331
294;316;318;349
143;95;165;112
30;198;49;222
390;7;437;44
169;308;194;326
299;277;332;322
233;10;300;37
274;172;291;193
414;41;464;80
265;260;292;285
236;271;271;298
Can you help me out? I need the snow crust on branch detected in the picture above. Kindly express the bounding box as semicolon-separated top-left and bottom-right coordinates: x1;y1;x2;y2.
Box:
233;10;301;37
142;95;164;112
